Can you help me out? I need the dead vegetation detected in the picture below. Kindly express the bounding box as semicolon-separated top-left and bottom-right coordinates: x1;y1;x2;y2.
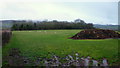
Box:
2;29;12;46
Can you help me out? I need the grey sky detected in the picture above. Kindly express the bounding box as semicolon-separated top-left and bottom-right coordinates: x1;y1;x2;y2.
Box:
0;2;118;25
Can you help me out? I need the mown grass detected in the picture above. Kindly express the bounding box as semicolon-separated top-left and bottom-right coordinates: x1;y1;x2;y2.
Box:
3;30;119;65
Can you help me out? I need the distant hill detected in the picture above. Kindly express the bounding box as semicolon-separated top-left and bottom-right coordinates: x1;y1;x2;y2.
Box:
94;24;119;31
1;20;14;29
1;20;29;29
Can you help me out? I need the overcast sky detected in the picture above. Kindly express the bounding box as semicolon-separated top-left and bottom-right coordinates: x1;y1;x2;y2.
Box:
0;1;118;25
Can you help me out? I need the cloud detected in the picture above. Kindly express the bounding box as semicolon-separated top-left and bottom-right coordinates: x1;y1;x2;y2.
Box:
0;2;118;25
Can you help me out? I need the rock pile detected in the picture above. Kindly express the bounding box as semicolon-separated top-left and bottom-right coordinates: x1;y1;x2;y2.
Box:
70;29;120;39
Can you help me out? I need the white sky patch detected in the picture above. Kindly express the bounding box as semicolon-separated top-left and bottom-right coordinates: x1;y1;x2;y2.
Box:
0;1;118;25
1;2;88;21
0;0;119;2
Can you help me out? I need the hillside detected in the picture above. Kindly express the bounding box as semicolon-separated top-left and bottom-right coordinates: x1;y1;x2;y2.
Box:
94;24;119;30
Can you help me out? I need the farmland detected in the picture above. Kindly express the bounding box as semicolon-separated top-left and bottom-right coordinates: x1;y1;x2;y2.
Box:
3;30;119;65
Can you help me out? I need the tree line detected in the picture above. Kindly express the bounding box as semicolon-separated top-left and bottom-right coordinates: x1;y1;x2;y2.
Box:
12;19;95;30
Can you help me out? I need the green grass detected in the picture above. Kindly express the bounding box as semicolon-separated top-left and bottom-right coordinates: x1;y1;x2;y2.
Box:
3;30;119;65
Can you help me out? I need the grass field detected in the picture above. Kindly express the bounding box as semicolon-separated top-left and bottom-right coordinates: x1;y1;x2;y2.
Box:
3;30;119;65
